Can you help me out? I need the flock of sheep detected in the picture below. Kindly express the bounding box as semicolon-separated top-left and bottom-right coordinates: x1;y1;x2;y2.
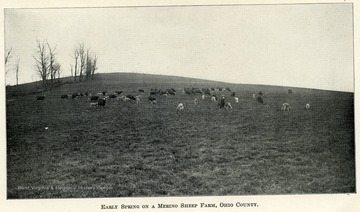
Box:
34;87;311;111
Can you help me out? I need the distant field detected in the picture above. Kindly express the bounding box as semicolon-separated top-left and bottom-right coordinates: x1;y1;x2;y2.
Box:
6;73;355;198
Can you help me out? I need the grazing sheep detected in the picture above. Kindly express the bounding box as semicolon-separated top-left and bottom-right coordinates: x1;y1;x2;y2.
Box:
167;89;176;95
126;94;136;101
90;102;98;107
204;89;211;95
234;97;239;103
90;96;99;101
136;96;141;104
102;91;108;96
117;96;126;101
211;96;217;102
231;91;236;97
225;102;233;109
256;96;263;104
124;97;131;102
139;89;145;93
281;103;291;111
305;103;310;110
148;96;156;104
218;95;226;108
252;94;256;99
98;97;106;107
150;91;158;95
194;98;198;105
258;91;263;96
288;89;293;94
72;93;79;99
61;94;69;99
115;91;122;94
109;94;117;99
201;94;205;100
177;103;184;111
36;95;46;101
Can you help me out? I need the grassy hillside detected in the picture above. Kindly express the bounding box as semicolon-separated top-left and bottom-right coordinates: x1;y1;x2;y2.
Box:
6;73;355;198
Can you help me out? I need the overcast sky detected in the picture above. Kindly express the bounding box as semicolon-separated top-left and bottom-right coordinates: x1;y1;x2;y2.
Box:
4;4;354;92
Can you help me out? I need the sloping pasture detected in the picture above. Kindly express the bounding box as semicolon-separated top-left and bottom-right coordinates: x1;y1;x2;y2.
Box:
6;73;355;198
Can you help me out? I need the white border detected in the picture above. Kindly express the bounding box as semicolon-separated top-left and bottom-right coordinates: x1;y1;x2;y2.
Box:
1;1;358;211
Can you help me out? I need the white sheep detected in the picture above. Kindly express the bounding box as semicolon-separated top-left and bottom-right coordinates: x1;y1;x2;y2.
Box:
136;96;141;104
234;97;239;103
177;103;184;111
90;102;98;107
281;103;291;111
194;98;198;105
225;102;233;109
305;103;310;110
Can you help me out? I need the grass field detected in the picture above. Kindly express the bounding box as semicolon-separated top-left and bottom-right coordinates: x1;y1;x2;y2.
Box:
6;73;355;199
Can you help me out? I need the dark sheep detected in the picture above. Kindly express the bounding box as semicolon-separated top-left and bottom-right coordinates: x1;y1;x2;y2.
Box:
256;96;264;104
231;92;236;97
160;90;168;95
192;88;202;94
170;88;176;92
288;89;293;94
61;94;69;99
72;93;79;99
225;87;231;92
115;91;122;94
218;96;226;108
167;90;176;95
90;96;99;101
184;88;192;95
102;91;107;96
36;95;46;101
109;94;117;99
258;91;263;96
126;94;136;100
98;97;106;106
212;94;218;101
148;96;156;101
150;91;158;95
139;89;145;93
204;90;211;95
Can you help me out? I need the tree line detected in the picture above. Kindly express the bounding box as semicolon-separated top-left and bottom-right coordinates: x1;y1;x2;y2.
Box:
5;39;98;87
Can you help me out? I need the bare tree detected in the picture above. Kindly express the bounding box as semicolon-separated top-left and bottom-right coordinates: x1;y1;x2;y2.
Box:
85;49;92;81
34;40;49;87
53;62;61;83
91;54;98;80
46;42;57;85
70;64;73;77
72;42;98;82
5;47;13;65
15;58;20;85
5;47;13;75
78;43;85;82
71;48;79;82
